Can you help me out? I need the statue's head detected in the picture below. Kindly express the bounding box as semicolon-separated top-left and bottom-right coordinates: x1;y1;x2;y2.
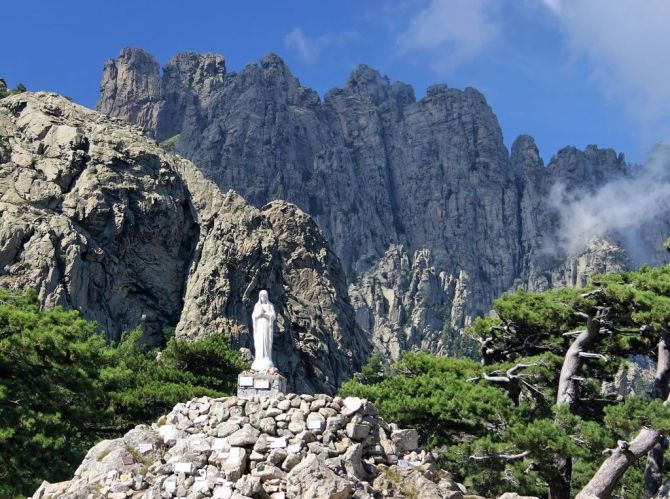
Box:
259;290;268;304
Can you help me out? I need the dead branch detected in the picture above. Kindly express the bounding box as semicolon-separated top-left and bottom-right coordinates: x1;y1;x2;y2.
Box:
557;312;603;408
562;330;586;337
468;362;542;384
578;352;608;361
469;450;531;461
576;427;661;499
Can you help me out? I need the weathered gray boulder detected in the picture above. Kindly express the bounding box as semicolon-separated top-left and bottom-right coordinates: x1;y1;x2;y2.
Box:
286;453;354;498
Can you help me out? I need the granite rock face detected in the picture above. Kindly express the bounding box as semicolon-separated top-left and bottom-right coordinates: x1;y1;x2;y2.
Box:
349;245;474;360
97;48;668;358
31;393;469;499
0;92;196;343
97;49;521;281
0;91;368;392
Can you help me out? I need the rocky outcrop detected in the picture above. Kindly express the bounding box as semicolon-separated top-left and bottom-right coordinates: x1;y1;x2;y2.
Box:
349;245;476;361
602;354;656;397
98;48;161;131
96;49;521;282
96;48;669;359
0;92;196;343
31;393;468;499
0;91;368;393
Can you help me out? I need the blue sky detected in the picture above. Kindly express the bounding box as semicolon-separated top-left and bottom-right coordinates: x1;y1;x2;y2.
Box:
1;0;668;164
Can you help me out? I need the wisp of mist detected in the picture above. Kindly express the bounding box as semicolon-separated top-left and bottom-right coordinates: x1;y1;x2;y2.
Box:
549;142;670;265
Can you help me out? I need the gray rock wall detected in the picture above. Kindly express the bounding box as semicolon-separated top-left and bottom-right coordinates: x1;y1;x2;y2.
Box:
96;48;670;359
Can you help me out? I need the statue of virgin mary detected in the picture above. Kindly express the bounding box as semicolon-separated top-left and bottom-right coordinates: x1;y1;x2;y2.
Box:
251;290;276;371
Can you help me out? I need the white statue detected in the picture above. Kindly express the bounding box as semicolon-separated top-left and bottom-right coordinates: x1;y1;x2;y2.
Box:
251;290;276;371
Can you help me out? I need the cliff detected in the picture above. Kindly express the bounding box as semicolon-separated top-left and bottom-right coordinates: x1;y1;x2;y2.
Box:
96;48;669;359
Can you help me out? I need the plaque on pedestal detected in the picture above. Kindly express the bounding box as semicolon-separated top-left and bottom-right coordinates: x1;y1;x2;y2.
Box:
237;370;287;399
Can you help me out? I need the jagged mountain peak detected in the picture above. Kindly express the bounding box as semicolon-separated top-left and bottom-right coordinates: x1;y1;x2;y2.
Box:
94;47;670;360
164;51;226;78
113;46;158;65
344;64;391;98
259;52;289;70
547;143;628;192
511;134;544;170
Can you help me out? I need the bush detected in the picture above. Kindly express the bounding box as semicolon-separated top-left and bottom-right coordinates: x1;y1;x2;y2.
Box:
0;289;247;498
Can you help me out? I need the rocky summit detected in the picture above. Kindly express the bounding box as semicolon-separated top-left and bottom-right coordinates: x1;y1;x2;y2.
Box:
97;48;670;358
0;91;368;393
31;394;471;499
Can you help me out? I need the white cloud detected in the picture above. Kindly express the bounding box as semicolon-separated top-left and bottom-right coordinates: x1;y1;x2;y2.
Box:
396;0;502;72
540;0;670;149
538;0;562;14
283;28;357;64
550;142;670;263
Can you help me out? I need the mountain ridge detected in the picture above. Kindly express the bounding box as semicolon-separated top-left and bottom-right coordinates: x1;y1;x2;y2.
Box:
96;47;669;359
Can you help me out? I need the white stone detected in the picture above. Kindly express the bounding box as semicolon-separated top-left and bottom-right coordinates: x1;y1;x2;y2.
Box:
239;376;254;386
138;443;153;454
286;443;302;454
174;462;192;473
193;414;208;425
270;437;287;449
307;419;323;430
213;485;233;498
343;397;363;414
227;447;241;463
164;478;177;493
158;424;179;444
212;438;228;450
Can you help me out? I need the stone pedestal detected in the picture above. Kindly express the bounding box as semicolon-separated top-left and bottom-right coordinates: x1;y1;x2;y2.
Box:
237;370;287;398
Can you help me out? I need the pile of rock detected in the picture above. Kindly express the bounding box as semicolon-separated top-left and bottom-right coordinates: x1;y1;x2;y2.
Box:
32;393;470;498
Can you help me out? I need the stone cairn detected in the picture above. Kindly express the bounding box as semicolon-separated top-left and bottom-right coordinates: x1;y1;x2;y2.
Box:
31;393;471;499
32;291;474;498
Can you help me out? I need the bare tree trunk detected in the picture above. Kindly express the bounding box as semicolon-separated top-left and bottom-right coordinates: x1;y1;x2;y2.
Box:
650;330;670;400
547;457;572;499
576;427;661;499
556;313;601;408
644;329;670;498
644;440;667;499
550;311;602;498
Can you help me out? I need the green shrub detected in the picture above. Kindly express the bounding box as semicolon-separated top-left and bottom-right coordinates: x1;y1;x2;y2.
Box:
0;289;247;498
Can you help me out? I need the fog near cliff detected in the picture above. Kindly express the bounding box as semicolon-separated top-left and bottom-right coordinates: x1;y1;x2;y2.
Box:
550;141;670;264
